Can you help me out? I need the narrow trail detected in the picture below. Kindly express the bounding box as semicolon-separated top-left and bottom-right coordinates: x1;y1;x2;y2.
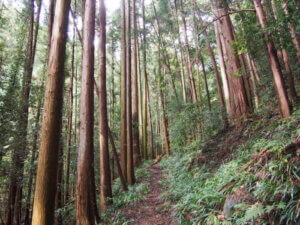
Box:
123;164;176;225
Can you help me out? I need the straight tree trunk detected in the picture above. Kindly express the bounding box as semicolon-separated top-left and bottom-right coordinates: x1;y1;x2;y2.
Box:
157;47;171;156
200;55;211;110
24;96;42;225
271;0;297;101
131;0;140;167
146;82;154;159
31;0;71;224
99;0;113;212
76;0;96;223
214;22;230;114
246;53;259;108
142;0;148;160
120;0;127;182
253;0;291;117
64;29;75;204
170;2;187;103
211;0;250;120
108;128;128;191
191;1;225;108
179;0;197;103
54;144;64;225
282;0;300;65
126;0;135;185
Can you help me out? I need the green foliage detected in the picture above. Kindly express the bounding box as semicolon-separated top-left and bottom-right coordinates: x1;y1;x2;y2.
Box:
161;107;300;224
168;100;223;153
100;161;152;224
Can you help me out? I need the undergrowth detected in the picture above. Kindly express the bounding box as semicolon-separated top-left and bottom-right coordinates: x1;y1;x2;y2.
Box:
161;105;300;225
100;160;152;225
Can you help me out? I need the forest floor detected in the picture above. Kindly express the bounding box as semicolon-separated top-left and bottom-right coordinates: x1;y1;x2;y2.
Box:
122;164;176;225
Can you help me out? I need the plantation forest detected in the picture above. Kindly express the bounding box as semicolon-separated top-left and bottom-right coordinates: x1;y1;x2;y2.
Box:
0;0;299;224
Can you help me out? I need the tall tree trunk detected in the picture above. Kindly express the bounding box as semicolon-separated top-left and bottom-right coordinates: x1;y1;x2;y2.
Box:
120;0;127;182
282;0;300;65
253;0;291;118
157;46;171;156
170;2;188;104
131;0;140;167
246;53;259;108
47;0;56;55
64;29;75;205
214;22;231;115
211;0;250;121
126;0;135;185
141;0;148;160
31;0;71;224
54;144;64;225
146;82;154;159
108;128;128;191
200;55;211;111
271;0;297;101
178;0;197;103
76;0;96;223
99;0;113;213
24;95;42;225
191;1;225;108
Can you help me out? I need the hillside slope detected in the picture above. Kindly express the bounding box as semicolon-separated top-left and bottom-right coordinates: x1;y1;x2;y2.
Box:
160;109;300;225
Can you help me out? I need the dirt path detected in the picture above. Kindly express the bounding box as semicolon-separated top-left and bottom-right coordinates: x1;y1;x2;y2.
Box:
123;164;176;225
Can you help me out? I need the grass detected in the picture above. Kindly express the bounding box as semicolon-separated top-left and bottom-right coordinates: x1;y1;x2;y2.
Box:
99;160;152;225
160;107;300;225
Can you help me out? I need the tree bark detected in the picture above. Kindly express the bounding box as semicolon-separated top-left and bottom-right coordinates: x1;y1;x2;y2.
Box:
99;0;113;213
141;0;148;160
271;0;297;101
200;55;211;111
120;0;127;182
214;22;231;115
253;0;291;117
282;0;300;65
31;0;71;224
108;128;128;191
146;82;154;159
126;0;135;185
76;0;96;223
131;0;140;167
211;0;250;120
179;0;197;103
246;53;259;108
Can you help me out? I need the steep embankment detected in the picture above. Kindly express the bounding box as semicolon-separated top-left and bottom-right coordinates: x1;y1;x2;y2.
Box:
160;109;300;224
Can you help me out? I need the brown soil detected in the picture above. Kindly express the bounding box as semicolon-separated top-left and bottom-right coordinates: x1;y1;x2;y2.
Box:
123;164;176;225
188;119;269;172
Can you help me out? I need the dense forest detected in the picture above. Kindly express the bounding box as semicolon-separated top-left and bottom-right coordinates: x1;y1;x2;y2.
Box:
0;0;299;224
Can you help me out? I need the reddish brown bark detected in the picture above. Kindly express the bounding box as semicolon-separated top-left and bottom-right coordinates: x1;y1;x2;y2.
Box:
282;1;300;65
214;22;231;115
212;0;250;120
200;55;211;111
76;0;96;223
126;0;135;185
31;0;71;224
179;0;197;103
120;0;127;182
142;0;148;160
131;0;140;167
99;0;113;213
253;0;291;118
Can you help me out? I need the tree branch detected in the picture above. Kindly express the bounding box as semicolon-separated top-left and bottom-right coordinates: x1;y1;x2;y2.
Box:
199;9;256;35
